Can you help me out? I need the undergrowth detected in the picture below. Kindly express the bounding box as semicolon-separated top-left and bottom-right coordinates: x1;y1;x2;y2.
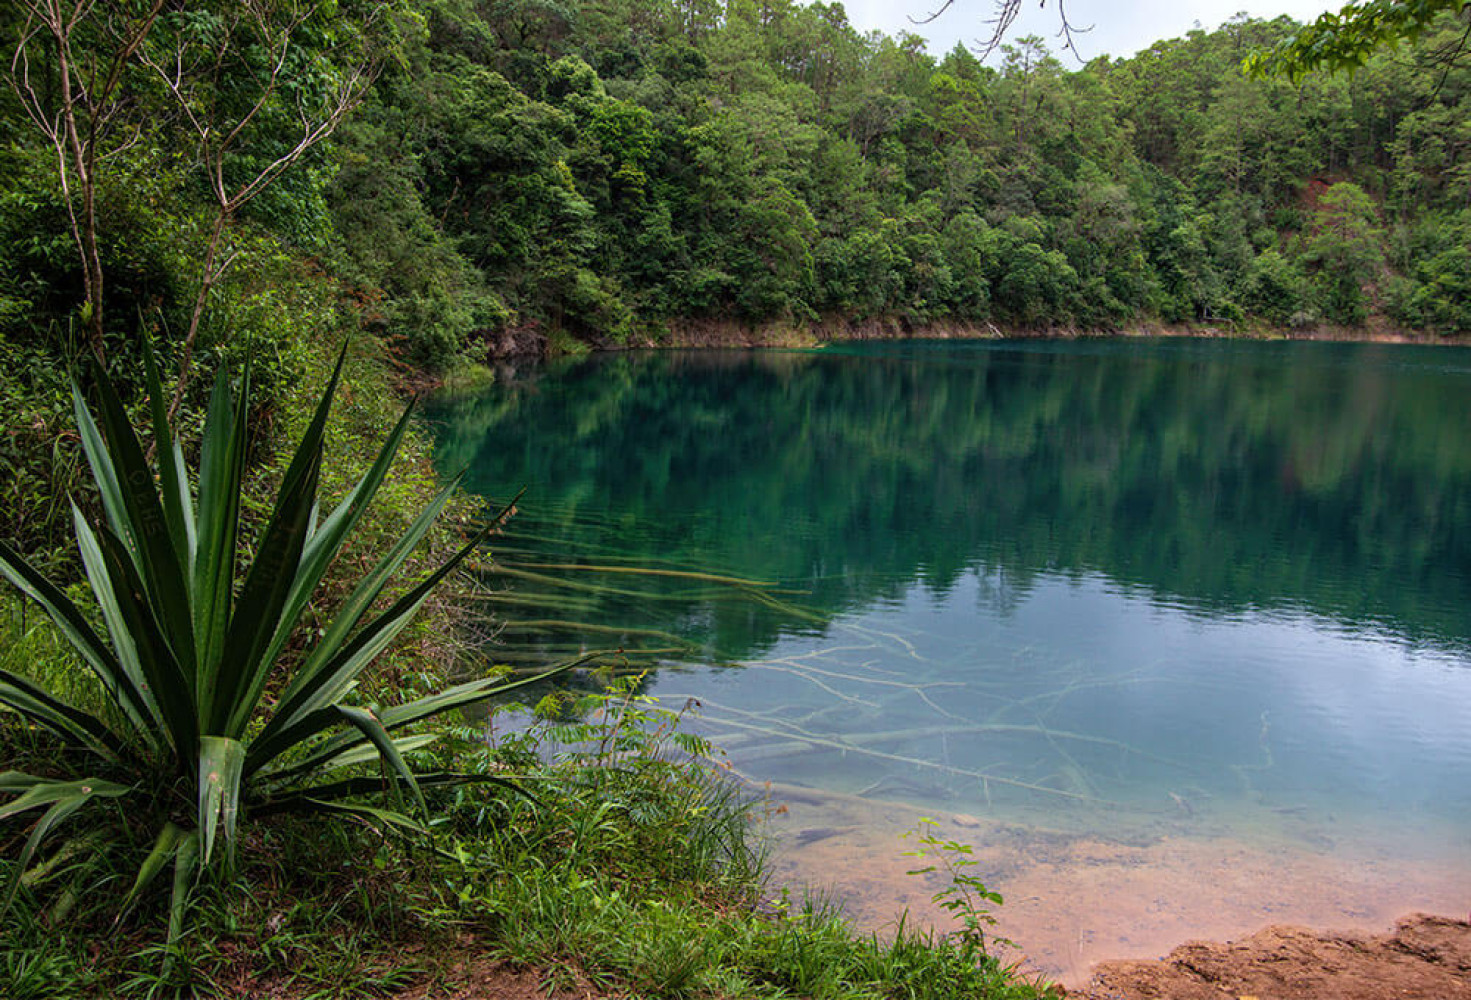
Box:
0;662;1055;999
0;337;1053;998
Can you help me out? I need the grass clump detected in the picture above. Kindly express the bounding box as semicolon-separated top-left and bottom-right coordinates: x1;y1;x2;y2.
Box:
402;675;1057;1000
1;659;1056;999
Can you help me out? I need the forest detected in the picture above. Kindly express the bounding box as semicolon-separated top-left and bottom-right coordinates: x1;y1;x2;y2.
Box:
2;2;1470;995
2;0;1470;384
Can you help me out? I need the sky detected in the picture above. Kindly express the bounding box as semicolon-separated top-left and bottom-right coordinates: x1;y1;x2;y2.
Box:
840;0;1341;61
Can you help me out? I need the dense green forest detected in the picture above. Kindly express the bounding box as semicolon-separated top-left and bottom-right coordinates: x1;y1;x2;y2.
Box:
1;0;1469;558
3;0;1470;377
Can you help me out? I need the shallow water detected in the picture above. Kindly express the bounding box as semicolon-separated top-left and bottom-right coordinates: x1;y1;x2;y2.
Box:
429;338;1471;983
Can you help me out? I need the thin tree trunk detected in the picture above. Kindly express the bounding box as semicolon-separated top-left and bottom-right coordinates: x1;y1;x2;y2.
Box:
168;210;229;419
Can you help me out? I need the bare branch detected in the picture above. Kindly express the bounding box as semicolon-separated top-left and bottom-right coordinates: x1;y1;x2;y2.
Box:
155;1;387;416
910;0;1092;62
7;0;166;357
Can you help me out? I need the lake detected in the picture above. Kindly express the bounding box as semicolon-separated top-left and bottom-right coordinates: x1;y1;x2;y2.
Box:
428;338;1471;982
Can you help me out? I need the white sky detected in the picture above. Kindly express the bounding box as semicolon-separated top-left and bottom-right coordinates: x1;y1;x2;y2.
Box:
841;0;1341;61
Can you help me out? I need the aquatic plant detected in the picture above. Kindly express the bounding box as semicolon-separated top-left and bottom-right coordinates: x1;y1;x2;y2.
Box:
903;817;1008;953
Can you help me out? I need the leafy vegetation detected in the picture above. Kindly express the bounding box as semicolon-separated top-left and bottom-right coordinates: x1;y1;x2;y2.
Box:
1;0;1467;995
342;1;1471;351
0;344;570;941
3;1;1470;398
0;662;1055;998
1245;0;1471;78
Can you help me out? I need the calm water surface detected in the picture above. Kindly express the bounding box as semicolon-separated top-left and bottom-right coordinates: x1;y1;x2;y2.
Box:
429;338;1471;975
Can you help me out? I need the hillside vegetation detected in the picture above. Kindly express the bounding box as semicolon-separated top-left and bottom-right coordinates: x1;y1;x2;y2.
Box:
1;2;1468;993
3;3;1470;382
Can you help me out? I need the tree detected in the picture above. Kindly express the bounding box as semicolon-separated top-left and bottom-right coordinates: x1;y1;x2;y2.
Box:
1302;181;1384;324
7;0;392;390
7;0;168;357
1240;249;1309;324
138;1;393;413
1245;0;1470;79
922;1;1468;78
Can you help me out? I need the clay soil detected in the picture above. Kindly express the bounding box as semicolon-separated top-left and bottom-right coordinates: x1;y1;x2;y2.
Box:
346;916;1471;1000
394;915;1471;1000
1079;914;1471;1000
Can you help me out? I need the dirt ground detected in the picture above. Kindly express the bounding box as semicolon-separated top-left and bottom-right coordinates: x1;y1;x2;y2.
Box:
367;778;1471;999
390;916;1471;1000
395;957;595;1000
1077;913;1471;1000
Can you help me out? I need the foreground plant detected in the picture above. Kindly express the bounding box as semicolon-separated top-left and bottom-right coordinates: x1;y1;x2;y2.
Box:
0;344;568;934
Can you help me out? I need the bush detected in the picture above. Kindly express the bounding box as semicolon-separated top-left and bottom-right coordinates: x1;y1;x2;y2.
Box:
0;343;572;939
1240;250;1309;326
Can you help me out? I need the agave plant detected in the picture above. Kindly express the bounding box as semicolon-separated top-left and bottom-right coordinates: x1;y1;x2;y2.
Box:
0;345;568;933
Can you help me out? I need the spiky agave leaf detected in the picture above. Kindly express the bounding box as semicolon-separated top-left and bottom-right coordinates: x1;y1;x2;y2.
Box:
0;340;584;939
192;363;249;712
0;537;155;740
0;775;131;912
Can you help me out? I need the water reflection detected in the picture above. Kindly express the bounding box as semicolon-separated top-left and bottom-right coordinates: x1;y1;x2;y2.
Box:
432;339;1471;658
429;340;1471;950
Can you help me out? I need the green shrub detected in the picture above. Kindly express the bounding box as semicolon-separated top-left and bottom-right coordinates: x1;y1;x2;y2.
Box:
0;343;573;938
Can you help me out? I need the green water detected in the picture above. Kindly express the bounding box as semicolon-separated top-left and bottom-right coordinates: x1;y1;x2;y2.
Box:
428;338;1471;857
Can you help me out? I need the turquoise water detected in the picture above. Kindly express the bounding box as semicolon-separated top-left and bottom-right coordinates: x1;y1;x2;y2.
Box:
428;339;1471;860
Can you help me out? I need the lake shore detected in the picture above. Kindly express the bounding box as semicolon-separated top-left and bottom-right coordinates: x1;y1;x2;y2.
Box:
474;315;1469;360
1078;914;1471;999
758;778;1471;991
433;334;1471;996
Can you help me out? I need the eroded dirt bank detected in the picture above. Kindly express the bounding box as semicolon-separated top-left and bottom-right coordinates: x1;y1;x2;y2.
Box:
479;316;1466;358
1080;914;1471;1000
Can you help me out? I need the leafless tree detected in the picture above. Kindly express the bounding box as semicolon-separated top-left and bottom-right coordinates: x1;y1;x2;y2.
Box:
8;0;167;359
9;0;382;396
138;1;383;414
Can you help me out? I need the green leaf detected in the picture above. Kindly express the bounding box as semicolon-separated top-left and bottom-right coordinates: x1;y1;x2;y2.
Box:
251;495;522;771
0;537;147;729
271;733;438;779
0;775;131;820
253;772;539;817
268;480;464;720
0;669;126;759
333;705;427;818
197;737;245;868
250;405;422;701
193;365;247;714
285;798;429;837
88;364;198;683
94;524;198;760
72;505;164;737
71;382;130;564
0;777;130;915
167;831;199;949
120;822;186;917
213;347;347;736
142;339;193;579
376;655;587;733
254;653;589;782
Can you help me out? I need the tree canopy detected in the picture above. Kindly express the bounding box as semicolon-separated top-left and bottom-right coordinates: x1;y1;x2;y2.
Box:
2;0;1469;387
1246;0;1471;78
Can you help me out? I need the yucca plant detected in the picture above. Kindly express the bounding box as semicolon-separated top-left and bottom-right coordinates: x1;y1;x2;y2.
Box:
0;344;571;934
